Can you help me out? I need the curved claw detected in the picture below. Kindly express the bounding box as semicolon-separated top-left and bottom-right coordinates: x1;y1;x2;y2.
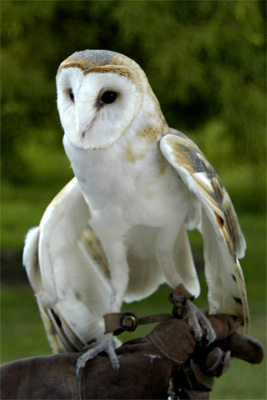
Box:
185;300;216;345
76;332;119;379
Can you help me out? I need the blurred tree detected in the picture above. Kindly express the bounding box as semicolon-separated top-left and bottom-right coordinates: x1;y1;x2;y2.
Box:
1;1;265;210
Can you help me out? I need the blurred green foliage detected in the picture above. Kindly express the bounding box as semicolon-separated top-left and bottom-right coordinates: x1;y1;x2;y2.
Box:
2;1;266;213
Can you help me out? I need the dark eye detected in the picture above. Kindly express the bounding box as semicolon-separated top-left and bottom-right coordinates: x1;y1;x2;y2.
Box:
68;89;75;102
100;91;117;105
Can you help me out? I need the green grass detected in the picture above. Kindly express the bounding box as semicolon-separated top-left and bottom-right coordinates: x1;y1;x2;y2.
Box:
1;285;51;363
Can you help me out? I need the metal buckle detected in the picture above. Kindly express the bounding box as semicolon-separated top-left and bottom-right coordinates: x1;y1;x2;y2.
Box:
121;314;137;332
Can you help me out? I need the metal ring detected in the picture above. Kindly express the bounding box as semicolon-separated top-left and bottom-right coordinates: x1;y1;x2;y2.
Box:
121;314;137;331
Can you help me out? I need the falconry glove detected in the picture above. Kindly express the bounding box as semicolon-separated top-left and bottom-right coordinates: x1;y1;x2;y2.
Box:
0;313;264;399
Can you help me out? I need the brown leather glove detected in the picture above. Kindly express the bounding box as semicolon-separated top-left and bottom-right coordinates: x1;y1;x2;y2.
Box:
0;314;264;400
156;315;265;399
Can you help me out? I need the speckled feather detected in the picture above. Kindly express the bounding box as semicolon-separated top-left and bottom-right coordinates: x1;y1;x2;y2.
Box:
160;131;248;326
161;130;246;260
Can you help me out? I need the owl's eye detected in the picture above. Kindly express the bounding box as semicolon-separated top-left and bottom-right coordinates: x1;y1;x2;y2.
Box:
100;91;117;105
68;89;75;103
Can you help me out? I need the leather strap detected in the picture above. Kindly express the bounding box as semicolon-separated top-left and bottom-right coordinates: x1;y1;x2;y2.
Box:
104;312;172;335
104;284;194;335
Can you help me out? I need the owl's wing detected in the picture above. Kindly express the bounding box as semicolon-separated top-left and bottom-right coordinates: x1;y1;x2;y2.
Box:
160;129;249;332
23;178;112;353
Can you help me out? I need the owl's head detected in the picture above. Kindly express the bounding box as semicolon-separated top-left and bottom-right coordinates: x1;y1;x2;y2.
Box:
56;50;153;150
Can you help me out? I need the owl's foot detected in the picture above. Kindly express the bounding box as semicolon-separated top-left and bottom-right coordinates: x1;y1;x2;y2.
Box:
185;300;216;344
76;332;119;379
169;284;216;345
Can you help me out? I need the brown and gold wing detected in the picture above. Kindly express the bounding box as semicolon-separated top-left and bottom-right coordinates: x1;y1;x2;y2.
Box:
160;129;249;332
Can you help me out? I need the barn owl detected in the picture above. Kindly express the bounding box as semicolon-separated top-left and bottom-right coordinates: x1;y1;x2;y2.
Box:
23;50;249;374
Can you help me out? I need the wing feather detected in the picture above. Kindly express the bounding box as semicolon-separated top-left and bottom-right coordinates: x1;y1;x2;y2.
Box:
23;178;112;352
160;130;249;332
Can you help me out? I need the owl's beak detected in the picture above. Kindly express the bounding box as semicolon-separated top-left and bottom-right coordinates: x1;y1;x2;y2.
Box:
76;113;97;145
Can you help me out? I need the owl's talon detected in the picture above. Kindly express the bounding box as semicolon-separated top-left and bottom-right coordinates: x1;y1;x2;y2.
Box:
113;363;120;385
76;332;119;379
186;300;216;345
205;324;217;345
169;285;216;344
76;357;86;379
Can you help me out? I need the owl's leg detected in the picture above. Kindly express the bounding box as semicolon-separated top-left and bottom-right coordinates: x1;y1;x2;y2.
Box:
155;224;184;288
89;217;130;312
76;219;130;377
156;226;216;344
